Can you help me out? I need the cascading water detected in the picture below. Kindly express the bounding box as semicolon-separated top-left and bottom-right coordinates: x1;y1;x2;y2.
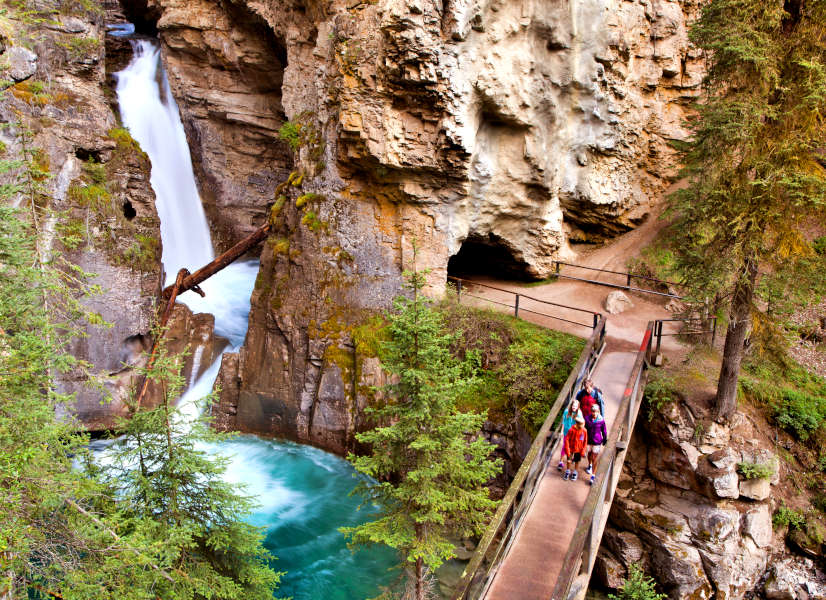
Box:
108;37;396;599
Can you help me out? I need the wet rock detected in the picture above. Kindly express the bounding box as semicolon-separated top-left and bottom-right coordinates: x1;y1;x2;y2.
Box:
604;291;634;315
7;47;37;81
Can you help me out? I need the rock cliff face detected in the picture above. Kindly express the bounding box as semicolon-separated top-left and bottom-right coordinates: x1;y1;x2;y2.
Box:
128;0;704;452
0;4;164;429
594;398;826;600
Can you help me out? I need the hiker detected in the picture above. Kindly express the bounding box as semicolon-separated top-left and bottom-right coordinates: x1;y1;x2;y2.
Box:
557;399;583;471
584;404;608;485
562;415;588;481
576;378;605;417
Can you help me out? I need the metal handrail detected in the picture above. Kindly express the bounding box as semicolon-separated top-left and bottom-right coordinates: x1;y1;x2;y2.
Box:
447;276;601;331
653;317;718;357
451;317;607;600
550;323;655;600
552;261;683;300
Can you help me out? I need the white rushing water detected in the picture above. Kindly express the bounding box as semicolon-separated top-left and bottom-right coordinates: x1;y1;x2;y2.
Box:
115;40;214;285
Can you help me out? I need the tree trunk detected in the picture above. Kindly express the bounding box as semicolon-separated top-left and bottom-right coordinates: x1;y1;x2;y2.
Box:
715;258;758;422
415;557;424;600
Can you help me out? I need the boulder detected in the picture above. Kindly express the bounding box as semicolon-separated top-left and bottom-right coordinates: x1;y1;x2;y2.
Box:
594;549;627;590
739;476;771;501
604;290;634;314
7;47;37;81
742;505;773;548
764;558;821;600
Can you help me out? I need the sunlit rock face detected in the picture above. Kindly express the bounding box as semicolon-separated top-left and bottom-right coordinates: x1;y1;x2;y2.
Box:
124;0;702;449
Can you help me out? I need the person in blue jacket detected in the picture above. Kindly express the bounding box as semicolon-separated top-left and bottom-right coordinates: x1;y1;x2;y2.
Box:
557;399;582;471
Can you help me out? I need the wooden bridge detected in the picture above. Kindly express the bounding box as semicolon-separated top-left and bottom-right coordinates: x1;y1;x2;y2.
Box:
448;264;713;600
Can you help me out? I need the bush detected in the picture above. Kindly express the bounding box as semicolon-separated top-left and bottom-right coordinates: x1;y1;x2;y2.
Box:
773;505;806;530
643;371;679;421
610;563;666;600
773;388;825;441
737;460;776;480
278;121;301;151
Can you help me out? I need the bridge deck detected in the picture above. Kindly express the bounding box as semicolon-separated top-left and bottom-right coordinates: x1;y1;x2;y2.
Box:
484;346;637;600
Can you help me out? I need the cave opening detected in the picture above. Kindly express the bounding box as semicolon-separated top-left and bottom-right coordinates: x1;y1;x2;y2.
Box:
447;233;536;282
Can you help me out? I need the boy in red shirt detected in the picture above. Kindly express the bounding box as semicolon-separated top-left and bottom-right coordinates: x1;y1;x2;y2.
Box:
563;415;588;481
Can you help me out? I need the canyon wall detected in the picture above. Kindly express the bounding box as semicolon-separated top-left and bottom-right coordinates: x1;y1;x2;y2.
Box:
131;0;703;453
0;6;164;428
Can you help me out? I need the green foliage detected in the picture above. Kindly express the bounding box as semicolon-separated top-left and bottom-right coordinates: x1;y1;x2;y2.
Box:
97;339;283;600
737;460;775;480
342;267;502;597
120;234;159;271
278;121;301;151
741;360;826;440
438;299;583;432
643;371;679;421
58;35;100;60
609;564;667;600
773;505;806;530
814;236;826;256
668;0;826;417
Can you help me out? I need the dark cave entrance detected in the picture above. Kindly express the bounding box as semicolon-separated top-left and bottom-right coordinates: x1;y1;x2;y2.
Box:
447;233;536;281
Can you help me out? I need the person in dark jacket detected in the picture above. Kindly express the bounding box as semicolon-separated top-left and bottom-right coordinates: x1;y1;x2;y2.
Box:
583;404;607;485
576;378;605;417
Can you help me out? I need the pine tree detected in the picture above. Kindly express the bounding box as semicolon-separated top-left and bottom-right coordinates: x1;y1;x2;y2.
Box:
95;337;283;600
341;267;501;600
671;0;826;421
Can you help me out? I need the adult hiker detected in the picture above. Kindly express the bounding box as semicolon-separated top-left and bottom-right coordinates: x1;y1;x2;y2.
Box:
576;378;605;417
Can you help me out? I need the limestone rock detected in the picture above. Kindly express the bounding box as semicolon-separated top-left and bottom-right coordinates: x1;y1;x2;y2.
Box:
739;476;771;501
594;548;627;590
697;448;740;499
6;47;37;81
604;291;634;315
764;558;826;600
742;505;773;549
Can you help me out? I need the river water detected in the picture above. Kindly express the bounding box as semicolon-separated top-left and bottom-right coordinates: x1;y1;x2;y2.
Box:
112;38;397;599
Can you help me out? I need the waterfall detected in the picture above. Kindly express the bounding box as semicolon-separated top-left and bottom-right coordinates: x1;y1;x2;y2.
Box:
108;36;397;599
115;40;213;286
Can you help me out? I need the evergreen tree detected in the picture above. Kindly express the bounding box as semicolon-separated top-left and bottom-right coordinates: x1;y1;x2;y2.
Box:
609;564;666;600
342;268;501;600
95;338;283;600
671;0;826;420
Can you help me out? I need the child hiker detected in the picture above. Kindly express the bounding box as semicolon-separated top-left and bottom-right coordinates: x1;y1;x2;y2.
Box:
558;399;583;471
563;414;588;481
584;403;608;485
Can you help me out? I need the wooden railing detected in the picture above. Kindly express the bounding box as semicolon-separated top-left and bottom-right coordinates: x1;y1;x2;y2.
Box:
551;261;683;299
451;316;607;600
447;276;601;332
550;322;655;600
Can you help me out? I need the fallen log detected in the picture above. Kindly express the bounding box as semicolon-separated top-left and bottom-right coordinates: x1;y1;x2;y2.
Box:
135;222;271;408
161;222;271;299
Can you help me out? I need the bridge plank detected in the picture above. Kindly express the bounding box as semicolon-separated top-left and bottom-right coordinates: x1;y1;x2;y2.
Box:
484;347;638;600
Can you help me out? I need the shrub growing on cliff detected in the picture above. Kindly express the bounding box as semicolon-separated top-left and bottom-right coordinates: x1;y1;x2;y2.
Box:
341;266;501;600
610;564;666;600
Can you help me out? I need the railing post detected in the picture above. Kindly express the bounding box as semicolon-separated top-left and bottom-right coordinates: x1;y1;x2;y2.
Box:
711;316;717;347
655;321;663;358
556;261;561;275
593;313;599;330
626;273;632;288
457;279;462;303
514;294;520;318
